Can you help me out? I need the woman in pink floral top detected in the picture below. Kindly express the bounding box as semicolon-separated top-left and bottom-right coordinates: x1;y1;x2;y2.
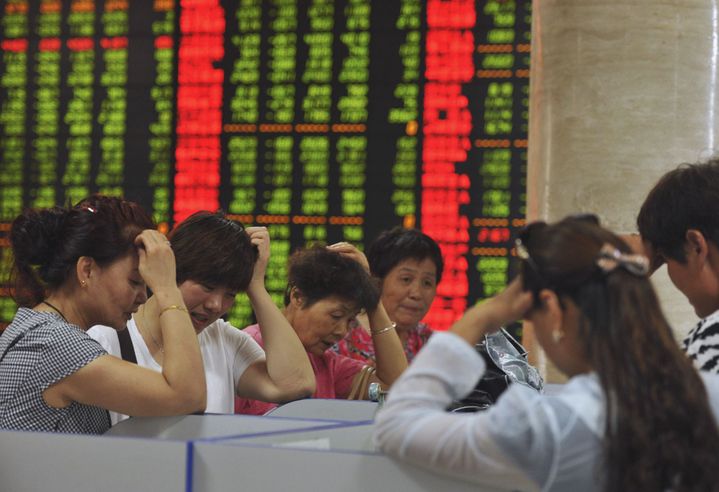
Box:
333;228;443;364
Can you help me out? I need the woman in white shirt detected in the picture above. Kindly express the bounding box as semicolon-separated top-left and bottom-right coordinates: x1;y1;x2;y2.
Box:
375;216;719;491
89;212;315;423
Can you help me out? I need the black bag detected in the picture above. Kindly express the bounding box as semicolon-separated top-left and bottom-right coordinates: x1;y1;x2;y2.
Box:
447;328;543;413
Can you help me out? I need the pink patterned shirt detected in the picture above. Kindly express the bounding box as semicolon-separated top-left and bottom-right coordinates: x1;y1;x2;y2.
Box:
234;324;366;416
332;322;433;365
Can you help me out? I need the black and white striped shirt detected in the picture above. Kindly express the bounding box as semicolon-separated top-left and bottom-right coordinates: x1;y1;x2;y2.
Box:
683;309;719;374
0;308;110;434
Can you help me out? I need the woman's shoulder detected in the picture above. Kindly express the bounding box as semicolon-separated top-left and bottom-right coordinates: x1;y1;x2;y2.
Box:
6;308;95;347
202;319;262;348
215;322;263;347
1;309;106;381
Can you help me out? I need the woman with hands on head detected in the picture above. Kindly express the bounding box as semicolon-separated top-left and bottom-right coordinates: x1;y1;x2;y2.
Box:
335;226;541;410
375;216;719;492
89;211;315;424
235;242;408;415
0;195;205;434
333;227;443;363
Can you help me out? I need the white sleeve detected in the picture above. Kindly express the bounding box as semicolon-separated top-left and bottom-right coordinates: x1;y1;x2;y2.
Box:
86;324;121;358
701;372;719;425
86;324;129;426
217;320;266;386
374;332;543;491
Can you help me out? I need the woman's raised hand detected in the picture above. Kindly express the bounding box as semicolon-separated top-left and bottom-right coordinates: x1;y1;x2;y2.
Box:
327;241;370;273
481;278;534;329
451;278;533;345
134;229;177;295
247;226;270;286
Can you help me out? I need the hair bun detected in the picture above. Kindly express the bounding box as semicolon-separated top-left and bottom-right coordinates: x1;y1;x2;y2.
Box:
11;207;69;267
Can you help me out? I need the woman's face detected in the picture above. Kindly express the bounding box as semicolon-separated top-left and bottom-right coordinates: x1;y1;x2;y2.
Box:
381;257;438;331
89;252;148;330
178;280;237;333
288;294;360;356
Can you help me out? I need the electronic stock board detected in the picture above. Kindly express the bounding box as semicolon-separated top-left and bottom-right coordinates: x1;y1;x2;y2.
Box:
0;0;531;331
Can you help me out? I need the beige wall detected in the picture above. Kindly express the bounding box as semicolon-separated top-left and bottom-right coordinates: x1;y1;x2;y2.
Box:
526;0;717;380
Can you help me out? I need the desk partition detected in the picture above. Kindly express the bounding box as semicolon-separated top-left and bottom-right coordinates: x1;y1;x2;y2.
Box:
0;429;189;492
1;411;510;492
105;413;342;440
266;398;378;422
194;421;505;492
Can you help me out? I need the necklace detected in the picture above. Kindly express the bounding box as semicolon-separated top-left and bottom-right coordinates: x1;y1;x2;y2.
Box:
141;307;164;354
42;300;67;322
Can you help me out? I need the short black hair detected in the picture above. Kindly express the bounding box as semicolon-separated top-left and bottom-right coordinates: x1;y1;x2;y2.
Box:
283;245;380;311
637;159;719;262
367;227;443;283
169;211;257;292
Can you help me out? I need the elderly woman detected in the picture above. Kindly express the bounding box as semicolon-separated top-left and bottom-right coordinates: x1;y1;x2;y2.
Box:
89;211;315;424
333;227;442;363
334;227;542;409
235;243;408;415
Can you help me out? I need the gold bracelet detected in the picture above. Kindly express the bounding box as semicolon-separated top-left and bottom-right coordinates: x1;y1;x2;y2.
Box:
371;322;396;335
159;304;189;317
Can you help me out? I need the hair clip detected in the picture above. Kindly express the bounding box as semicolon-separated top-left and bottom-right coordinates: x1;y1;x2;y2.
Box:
515;238;531;260
81;205;97;213
596;243;649;276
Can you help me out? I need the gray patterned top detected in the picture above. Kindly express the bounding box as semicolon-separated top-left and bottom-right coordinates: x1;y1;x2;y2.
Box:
0;308;110;434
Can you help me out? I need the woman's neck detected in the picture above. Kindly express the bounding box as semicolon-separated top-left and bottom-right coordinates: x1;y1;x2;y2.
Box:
38;290;89;330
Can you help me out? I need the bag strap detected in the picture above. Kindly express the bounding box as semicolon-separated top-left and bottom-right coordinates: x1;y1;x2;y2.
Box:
347;365;376;400
117;328;137;364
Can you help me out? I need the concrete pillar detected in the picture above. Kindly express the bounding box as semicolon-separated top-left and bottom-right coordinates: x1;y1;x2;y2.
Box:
526;0;719;380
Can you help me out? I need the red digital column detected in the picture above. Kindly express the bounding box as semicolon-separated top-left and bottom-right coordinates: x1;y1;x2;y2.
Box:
422;0;475;330
174;0;224;222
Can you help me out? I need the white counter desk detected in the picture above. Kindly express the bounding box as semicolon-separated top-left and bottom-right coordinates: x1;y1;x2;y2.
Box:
1;407;512;492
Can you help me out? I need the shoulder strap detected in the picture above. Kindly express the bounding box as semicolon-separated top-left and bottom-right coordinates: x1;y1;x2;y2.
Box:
117;328;137;364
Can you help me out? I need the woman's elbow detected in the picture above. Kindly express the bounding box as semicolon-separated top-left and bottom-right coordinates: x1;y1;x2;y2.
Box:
290;373;316;398
273;372;316;401
177;380;207;414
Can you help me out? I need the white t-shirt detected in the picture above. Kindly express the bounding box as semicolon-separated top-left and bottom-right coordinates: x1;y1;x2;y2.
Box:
88;318;265;425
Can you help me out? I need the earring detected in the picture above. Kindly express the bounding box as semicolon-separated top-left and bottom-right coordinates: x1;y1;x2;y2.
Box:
552;329;565;344
81;280;87;287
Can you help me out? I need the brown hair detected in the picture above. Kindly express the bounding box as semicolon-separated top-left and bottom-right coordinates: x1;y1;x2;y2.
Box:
10;195;154;306
284;245;380;311
520;217;719;491
168;211;257;292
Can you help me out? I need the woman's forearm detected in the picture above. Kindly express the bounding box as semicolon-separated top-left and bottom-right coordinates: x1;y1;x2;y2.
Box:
247;282;316;397
154;287;207;409
368;301;408;386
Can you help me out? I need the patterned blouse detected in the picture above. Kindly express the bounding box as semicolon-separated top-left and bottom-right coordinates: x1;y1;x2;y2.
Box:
684;308;719;373
332;322;433;365
0;308;110;434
